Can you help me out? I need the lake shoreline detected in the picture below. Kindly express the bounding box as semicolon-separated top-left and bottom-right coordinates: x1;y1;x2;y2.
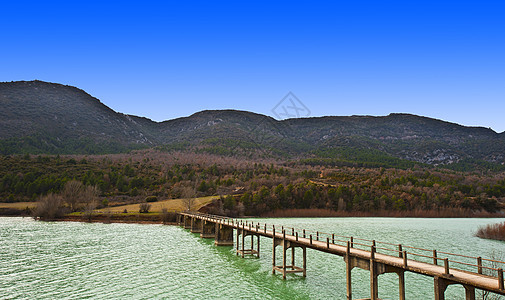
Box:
3;206;505;221
260;208;505;218
4;213;504;225
60;213;178;225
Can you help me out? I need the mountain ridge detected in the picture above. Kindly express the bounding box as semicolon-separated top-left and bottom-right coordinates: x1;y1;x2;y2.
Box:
1;80;504;169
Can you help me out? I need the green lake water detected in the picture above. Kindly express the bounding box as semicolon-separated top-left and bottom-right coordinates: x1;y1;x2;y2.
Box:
1;217;504;299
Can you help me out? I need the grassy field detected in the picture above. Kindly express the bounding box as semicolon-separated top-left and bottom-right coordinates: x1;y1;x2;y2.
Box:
106;196;219;213
0;195;217;214
0;202;37;209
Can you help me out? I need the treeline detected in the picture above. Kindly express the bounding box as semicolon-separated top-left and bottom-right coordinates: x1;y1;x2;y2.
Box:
0;135;145;155
310;147;422;169
1;150;505;217
221;166;505;216
0;152;290;205
233;179;503;216
32;180;100;220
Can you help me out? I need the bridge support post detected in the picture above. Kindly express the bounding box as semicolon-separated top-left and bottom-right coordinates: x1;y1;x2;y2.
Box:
272;235;276;275
282;236;287;279
345;242;352;300
398;270;406;300
434;276;476;300
191;217;202;233
215;223;233;246
434;276;449;300
346;258;352;300
236;227;260;258
370;258;378;300
272;236;306;279
183;216;191;229
464;286;475;300
200;220;216;238
345;253;406;300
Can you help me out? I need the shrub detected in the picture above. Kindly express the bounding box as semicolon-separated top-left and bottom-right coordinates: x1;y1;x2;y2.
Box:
139;203;151;213
32;193;65;220
145;196;158;203
223;195;236;210
476;222;505;241
161;208;177;224
7;194;15;203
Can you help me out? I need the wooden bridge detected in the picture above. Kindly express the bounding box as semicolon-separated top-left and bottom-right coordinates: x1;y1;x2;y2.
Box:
178;212;505;300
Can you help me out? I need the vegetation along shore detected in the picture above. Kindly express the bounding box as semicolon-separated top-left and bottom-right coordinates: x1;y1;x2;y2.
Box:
2;151;505;222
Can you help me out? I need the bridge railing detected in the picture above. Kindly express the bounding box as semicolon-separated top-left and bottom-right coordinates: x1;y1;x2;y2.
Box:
183;212;505;285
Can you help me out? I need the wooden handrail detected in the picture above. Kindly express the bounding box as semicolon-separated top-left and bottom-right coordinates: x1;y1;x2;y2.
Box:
180;212;505;278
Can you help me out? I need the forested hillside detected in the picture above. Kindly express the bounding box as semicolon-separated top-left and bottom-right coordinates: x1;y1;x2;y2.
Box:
1;81;505;171
2;151;504;217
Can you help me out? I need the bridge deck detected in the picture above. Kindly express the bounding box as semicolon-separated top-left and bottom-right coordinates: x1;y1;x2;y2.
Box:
180;212;505;296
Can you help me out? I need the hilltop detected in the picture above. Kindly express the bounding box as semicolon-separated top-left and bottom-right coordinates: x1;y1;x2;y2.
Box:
1;80;505;170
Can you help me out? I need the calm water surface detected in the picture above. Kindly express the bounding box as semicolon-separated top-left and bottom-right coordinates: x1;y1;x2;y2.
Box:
1;217;504;299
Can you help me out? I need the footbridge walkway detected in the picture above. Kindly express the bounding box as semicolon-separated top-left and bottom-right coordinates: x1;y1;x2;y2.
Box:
178;212;505;300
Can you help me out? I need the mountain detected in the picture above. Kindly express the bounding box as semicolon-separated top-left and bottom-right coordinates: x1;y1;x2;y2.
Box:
0;81;157;154
156;110;505;168
1;80;504;169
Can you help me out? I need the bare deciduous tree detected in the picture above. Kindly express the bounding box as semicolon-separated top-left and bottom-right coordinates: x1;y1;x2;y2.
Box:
181;186;196;211
62;180;84;212
82;185;99;221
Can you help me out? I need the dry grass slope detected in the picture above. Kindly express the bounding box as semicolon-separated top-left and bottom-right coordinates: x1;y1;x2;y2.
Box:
106;196;219;213
0;202;37;209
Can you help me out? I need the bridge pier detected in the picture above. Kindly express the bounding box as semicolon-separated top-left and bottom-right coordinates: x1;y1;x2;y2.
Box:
345;243;406;300
215;223;234;246
183;215;192;229
434;276;476;300
200;220;216;238
191;217;202;233
236;227;260;258
272;231;306;279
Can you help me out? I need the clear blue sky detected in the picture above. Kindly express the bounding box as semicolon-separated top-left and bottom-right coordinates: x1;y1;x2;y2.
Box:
2;1;504;132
